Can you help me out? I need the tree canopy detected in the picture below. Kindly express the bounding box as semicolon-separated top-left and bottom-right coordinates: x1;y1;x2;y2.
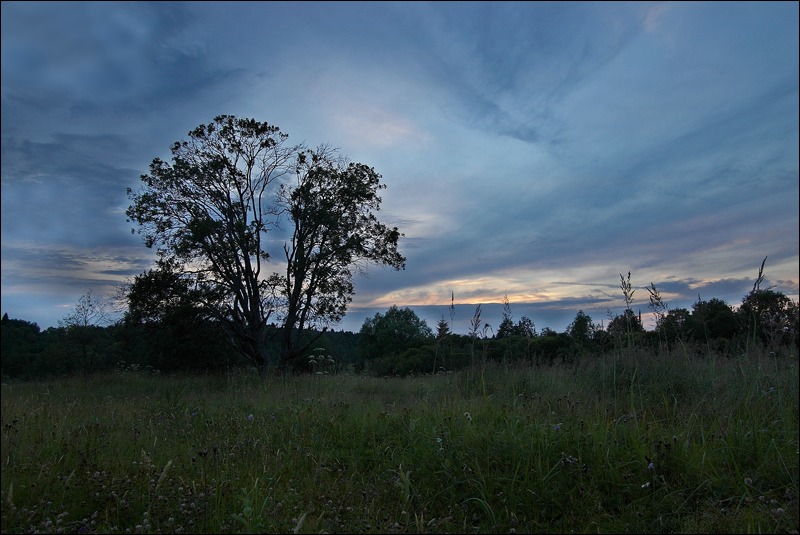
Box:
358;305;433;366
127;115;405;373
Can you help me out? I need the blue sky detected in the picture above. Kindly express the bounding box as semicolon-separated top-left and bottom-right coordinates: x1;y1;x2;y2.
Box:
2;1;798;335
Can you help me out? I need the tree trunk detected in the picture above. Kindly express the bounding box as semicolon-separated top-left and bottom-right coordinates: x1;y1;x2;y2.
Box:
232;321;270;377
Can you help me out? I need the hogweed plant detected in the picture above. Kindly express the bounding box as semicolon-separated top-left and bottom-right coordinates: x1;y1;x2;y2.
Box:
308;348;335;374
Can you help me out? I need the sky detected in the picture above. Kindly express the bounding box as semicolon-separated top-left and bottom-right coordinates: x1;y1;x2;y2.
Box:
2;1;798;336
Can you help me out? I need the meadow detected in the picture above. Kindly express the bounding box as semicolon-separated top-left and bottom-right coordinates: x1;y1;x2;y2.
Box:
2;349;798;534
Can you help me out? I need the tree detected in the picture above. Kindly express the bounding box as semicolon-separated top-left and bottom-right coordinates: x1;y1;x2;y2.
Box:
495;296;535;339
496;295;515;339
738;289;799;349
516;315;536;338
122;262;241;371
567;310;595;346
436;317;451;340
271;147;405;369
737;257;799;350
127;116;293;373
59;290;109;375
127;116;404;374
1;316;43;379
607;309;643;340
124;259;207;325
358;306;433;367
659;307;691;343
689;297;737;348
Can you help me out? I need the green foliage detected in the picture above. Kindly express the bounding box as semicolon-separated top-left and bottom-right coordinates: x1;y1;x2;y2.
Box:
495;295;515;339
566;310;595;347
358;306;433;370
738;289;799;349
0;315;360;381
691;297;737;342
370;345;437;376
1;318;44;380
122;263;245;371
659;307;691;343
496;296;536;339
607;309;644;338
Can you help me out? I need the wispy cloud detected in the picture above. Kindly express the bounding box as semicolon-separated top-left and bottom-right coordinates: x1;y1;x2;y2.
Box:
1;2;797;333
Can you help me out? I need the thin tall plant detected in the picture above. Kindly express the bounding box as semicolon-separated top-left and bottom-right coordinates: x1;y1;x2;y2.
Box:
468;304;492;397
745;256;768;354
620;271;636;349
646;282;668;353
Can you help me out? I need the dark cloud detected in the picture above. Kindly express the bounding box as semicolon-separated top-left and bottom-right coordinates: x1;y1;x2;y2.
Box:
1;2;797;334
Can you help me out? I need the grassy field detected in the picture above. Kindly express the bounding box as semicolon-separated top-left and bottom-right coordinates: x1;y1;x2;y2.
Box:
2;349;798;533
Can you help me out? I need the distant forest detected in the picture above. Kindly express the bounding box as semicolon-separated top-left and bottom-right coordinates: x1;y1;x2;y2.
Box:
2;282;797;382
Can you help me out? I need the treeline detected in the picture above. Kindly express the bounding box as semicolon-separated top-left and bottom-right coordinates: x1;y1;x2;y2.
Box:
2;283;797;381
0;314;358;381
356;286;799;376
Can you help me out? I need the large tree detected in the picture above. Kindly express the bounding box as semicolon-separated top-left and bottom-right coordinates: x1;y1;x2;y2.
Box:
126;115;405;374
272;147;405;369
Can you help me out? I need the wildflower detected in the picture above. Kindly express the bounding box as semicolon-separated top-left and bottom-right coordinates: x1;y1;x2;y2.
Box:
560;452;577;466
641;482;651;489
463;412;472;423
744;477;753;486
553;423;562;431
247;414;254;422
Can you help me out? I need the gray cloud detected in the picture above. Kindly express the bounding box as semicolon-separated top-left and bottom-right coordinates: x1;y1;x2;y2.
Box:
1;2;797;334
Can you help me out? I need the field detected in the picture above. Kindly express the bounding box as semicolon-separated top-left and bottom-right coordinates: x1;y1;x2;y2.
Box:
2;349;798;534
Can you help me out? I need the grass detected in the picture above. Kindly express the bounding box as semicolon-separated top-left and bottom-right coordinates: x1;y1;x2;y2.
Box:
1;349;798;533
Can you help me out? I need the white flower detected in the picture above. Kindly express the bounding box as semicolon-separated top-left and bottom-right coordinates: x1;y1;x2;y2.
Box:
247;414;254;422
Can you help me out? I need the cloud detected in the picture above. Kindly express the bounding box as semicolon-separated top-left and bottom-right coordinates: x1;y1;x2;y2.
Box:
1;2;797;336
1;240;155;328
317;97;431;150
1;241;154;289
642;2;673;33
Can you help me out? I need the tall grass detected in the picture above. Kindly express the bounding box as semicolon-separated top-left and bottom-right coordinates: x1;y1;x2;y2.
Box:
2;349;797;533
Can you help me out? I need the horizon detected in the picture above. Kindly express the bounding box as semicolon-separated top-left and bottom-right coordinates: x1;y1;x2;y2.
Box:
1;270;778;337
2;2;798;338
